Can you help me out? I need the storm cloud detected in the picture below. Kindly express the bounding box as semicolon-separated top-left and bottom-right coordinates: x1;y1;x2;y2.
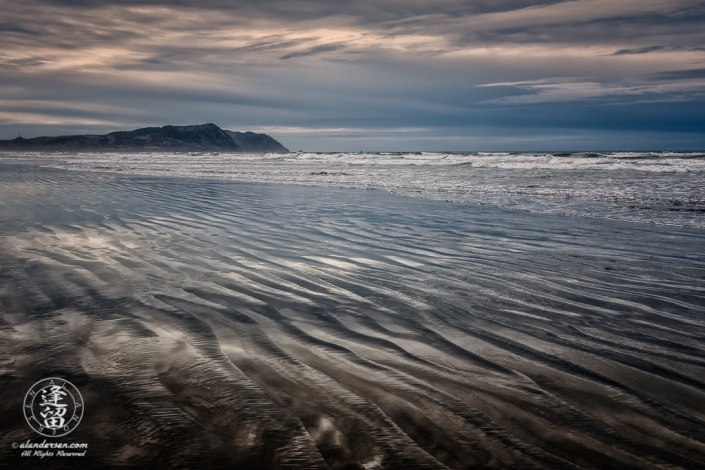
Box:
0;0;703;150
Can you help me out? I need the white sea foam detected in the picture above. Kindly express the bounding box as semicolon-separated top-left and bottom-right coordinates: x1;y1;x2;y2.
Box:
2;150;704;228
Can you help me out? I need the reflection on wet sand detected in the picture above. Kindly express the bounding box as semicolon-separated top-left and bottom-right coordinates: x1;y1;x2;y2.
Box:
1;164;704;469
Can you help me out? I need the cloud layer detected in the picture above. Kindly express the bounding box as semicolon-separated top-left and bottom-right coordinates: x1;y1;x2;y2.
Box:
1;0;704;150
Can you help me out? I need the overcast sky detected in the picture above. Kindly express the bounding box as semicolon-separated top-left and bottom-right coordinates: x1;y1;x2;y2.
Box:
1;0;704;150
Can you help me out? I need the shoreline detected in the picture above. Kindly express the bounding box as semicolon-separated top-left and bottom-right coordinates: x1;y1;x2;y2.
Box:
0;163;704;469
1;153;705;230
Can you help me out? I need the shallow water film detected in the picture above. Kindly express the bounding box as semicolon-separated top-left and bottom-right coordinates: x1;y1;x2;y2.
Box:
4;150;705;228
1;164;704;469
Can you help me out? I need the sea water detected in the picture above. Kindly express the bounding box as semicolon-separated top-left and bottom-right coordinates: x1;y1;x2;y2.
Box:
0;162;704;469
2;150;704;228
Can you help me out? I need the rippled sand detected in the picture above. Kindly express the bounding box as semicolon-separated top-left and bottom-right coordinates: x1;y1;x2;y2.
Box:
1;164;704;469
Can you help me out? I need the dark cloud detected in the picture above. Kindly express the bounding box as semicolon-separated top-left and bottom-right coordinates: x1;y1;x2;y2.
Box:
281;43;347;60
0;0;704;149
30;0;573;23
611;45;671;55
0;22;38;34
652;68;705;80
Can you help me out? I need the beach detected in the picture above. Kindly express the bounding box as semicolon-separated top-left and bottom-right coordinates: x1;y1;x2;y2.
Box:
1;161;704;469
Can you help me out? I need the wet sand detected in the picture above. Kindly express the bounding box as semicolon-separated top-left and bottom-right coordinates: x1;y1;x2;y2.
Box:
1;163;704;469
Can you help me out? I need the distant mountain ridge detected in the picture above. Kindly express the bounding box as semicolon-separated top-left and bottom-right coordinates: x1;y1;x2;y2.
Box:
225;131;289;153
0;124;289;153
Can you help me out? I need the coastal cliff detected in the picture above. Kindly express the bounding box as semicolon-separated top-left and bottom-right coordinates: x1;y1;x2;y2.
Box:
0;124;288;153
225;130;289;153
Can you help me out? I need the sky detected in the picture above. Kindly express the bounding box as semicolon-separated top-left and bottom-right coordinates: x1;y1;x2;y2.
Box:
1;0;704;151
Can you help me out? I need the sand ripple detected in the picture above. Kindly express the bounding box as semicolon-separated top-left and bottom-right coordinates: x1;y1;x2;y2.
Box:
1;164;704;469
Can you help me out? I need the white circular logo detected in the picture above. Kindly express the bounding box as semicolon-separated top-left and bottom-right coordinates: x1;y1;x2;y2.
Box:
24;378;84;437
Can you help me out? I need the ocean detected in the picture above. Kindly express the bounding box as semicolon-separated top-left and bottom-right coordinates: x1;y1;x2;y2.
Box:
3;150;704;227
0;153;704;469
